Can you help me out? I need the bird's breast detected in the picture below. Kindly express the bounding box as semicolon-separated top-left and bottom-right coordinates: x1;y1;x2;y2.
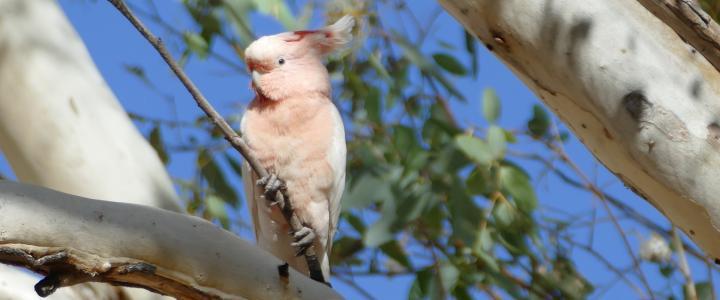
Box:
243;97;337;183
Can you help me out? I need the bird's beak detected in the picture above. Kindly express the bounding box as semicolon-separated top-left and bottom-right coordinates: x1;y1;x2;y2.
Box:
252;70;262;86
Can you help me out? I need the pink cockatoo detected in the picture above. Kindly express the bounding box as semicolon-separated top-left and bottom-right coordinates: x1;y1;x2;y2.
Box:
240;16;353;280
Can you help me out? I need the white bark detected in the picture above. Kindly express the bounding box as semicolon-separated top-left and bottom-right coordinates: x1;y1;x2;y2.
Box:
0;0;181;298
0;0;180;212
0;181;340;299
439;0;720;260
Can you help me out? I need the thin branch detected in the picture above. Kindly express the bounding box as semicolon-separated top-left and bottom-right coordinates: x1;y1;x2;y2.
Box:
511;148;710;263
478;285;502;300
569;239;646;298
334;275;376;300
673;227;697;300
105;0;327;284
546;123;655;299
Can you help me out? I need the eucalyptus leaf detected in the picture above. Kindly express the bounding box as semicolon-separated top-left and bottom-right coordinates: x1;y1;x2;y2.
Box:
183;31;209;58
487;125;506;160
500;165;538;213
455;135;493;165
206;194;229;228
149;126;168;165
380;240;413;269
198;150;238;205
528;104;551;138
483;88;501;122
440;262;460;292
433;53;467;75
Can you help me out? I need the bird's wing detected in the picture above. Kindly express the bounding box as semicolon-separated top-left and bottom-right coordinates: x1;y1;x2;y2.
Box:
242;159;262;241
325;103;346;254
240;112;262;242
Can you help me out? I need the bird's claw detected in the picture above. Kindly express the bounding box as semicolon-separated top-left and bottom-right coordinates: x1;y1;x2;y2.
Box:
257;173;286;203
291;226;316;256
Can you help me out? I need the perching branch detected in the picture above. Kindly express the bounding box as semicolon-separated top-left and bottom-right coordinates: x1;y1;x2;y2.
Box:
105;0;327;284
0;181;340;299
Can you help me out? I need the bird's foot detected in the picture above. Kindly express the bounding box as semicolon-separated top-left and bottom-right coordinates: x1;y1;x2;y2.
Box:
256;173;286;204
291;225;316;256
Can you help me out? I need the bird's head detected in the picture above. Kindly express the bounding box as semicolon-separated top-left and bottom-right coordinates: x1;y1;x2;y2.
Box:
244;15;355;101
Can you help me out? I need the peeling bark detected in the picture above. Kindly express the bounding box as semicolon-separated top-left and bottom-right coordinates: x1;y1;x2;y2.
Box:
0;181;341;299
439;0;720;260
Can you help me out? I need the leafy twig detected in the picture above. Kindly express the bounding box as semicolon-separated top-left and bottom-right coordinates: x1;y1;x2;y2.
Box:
105;0;327;284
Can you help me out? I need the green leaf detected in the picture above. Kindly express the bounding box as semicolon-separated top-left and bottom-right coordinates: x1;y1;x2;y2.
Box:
466;167;490;195
206;194;229;228
364;189;398;247
365;87;381;123
198;150;239;205
528;104;550;138
123;64;153;88
453;287;472;300
331;237;363;262
448;181;482;247
483;88;501;122
455;135;493;165
149;126;169;165
476;250;500;272
409;267;437;299
183;31;209;58
473;228;493;255
440;262;460;292
184;2;221;39
393;125;416;154
465;30;478;77
659;263;674;278
487;126;506;160
222;0;255;47
224;154;243;178
364;219;394;247
493;200;515;227
432;53;466;75
500;165;537;213
380;240;412;269
391;32;464;100
369;52;392;81
342;173;391;211
695;282;713;300
251;0;297;29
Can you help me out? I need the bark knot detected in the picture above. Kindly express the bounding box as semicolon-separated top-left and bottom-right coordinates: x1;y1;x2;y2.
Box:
623;90;652;121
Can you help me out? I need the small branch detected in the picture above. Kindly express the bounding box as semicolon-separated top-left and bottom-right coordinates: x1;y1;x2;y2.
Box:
334;275;376;300
673;227;697;300
512;148;710;263
546;123;655;299
569;239;646;298
105;0;327;284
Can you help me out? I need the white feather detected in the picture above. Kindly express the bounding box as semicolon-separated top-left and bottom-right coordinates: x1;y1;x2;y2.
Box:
324;15;355;46
323;103;347;276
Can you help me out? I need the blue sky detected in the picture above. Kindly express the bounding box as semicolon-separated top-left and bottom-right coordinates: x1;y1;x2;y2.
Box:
0;0;712;298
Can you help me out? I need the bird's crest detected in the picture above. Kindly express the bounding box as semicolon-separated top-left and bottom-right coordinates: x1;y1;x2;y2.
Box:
283;15;355;55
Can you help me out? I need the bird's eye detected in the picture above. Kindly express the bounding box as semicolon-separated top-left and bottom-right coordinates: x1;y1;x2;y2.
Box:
278;58;285;65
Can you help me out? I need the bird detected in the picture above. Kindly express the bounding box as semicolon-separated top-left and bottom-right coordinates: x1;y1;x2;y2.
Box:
240;15;353;281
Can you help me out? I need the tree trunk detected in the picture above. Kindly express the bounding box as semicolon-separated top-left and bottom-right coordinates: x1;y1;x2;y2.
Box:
0;0;180;212
439;0;720;261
